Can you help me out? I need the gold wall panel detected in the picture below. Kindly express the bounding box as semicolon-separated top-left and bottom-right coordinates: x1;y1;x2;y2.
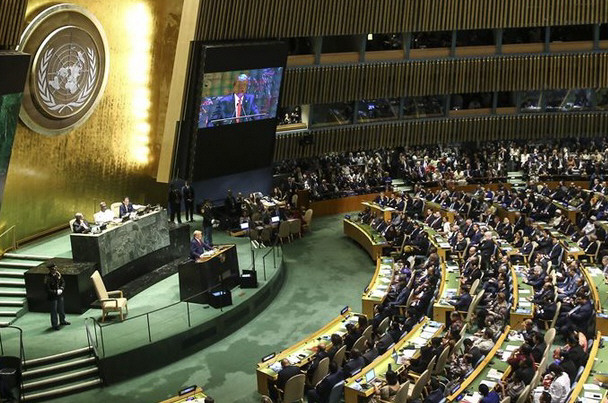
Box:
274;113;608;161
0;0;184;242
281;52;608;106
196;0;608;41
0;0;28;48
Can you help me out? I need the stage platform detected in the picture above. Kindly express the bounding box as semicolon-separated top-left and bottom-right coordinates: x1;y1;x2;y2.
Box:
1;223;285;385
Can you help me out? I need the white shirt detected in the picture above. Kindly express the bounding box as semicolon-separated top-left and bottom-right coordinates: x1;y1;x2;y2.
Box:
94;209;115;224
548;373;571;403
233;94;243;117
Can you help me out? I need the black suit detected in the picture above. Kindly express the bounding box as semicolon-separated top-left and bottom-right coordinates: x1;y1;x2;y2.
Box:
270;365;302;401
451;292;472;312
307;370;344;403
119;203;134;218
209;93;260;126
190;238;212;260
182;185;195;221
343;356;365;378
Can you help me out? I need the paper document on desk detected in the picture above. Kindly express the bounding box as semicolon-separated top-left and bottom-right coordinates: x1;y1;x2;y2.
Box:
583;384;601;391
411;337;427;348
439;243;451;248
519;301;531;307
487;369;503;380
462;392;482;403
399;349;417;360
518;289;531;294
287;355;300;365
269;362;282;373
370;291;386;299
588;268;603;277
420;330;436;340
505;345;519;352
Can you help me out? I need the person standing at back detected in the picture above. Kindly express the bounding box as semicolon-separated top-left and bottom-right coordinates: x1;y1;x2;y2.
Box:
182;181;195;222
44;263;70;330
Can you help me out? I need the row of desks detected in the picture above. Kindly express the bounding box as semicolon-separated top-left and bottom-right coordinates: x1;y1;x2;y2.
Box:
343;219;387;261
343;317;444;402
362;257;395;319
255;308;361;396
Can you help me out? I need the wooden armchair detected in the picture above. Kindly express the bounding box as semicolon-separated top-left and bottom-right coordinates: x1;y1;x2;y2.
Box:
90;270;128;322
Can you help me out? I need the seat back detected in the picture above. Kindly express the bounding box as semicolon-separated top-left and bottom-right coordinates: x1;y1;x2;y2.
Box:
332;345;346;367
310;357;330;386
544;328;556;346
452;337;464;357
377;317;390;334
394;380;409;403
470;278;480;295
433;346;450;375
362;325;373;343
110;202;122;218
90;270;109;300
426;356;437;372
69;218;77;232
303;209;313;226
288;219;301;237
352;336;366;353
550;302;561;329
282;373;305;402
500;397;511;403
409;369;429;400
327;380;344;403
291;193;298;207
278;221;290;239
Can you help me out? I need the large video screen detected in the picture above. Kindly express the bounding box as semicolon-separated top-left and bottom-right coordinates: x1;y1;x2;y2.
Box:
198;68;283;128
174;42;287;181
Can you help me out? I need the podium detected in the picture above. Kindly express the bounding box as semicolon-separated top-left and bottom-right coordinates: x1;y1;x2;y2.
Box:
178;245;239;305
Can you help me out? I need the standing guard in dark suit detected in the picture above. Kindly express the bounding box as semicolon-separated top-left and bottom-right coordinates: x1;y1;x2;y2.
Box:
45;263;70;330
182;181;195;222
168;184;182;224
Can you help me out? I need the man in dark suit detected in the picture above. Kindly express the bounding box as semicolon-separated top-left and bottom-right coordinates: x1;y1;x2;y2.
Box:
119;196;134;218
450;285;472;312
269;359;302;401
209;74;261;126
168;184;182;224
558;295;593;337
306;361;344;403
182;181;195;222
72;213;91;233
190;230;212;260
342;348;365;378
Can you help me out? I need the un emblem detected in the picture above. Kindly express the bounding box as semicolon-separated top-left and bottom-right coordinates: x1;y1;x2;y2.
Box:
17;4;109;135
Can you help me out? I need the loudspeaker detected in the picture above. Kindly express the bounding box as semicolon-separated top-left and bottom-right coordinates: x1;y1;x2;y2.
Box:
209;289;232;308
240;269;258;288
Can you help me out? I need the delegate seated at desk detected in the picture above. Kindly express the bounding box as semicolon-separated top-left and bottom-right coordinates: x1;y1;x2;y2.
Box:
72;213;91;234
94;201;115;224
190;230;213;260
119;197;134;218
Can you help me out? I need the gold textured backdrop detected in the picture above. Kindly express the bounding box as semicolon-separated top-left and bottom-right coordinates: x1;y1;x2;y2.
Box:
0;0;184;242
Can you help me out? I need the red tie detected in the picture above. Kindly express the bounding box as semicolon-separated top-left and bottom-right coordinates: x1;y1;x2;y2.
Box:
236;96;242;122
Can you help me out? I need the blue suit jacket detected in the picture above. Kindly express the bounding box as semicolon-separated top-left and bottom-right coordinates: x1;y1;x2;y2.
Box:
119;203;134;218
209;93;260;126
190;238;212;260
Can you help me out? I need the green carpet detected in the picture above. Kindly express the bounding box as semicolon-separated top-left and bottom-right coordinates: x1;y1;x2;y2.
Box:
40;213;373;402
